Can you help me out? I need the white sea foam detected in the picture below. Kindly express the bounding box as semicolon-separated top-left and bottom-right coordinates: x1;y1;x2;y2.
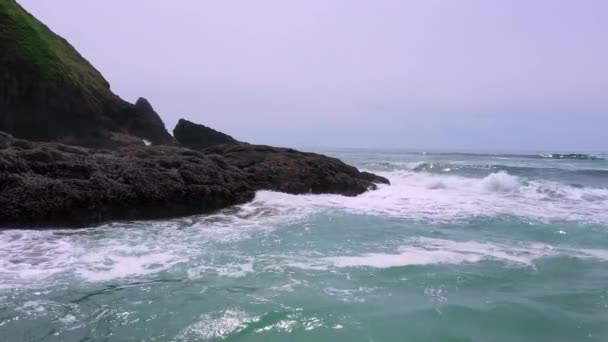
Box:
269;278;309;293
323;286;375;303
278;237;608;271
187;259;255;280
1;169;606;289
15;299;79;320
176;309;258;340
244;170;608;224
0;231;83;288
326;238;557;268
77;249;186;282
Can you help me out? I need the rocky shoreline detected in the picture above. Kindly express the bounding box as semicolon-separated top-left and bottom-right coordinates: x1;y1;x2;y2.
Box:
0;132;387;228
0;0;389;228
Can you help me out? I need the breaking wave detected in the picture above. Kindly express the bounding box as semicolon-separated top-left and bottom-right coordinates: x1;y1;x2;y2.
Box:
282;237;608;270
242;170;608;225
1;161;607;291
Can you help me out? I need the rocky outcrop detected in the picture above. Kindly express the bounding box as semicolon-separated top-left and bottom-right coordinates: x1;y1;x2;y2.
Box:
172;118;389;195
0;132;388;228
0;0;174;147
173;117;390;195
205;144;389;196
0;132;253;228
0;2;391;229
173;119;239;149
130;98;175;145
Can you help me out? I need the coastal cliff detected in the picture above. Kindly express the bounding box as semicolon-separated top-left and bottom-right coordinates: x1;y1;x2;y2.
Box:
0;0;388;228
0;0;174;147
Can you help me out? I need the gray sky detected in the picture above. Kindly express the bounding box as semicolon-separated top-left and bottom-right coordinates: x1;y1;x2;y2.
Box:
20;0;608;151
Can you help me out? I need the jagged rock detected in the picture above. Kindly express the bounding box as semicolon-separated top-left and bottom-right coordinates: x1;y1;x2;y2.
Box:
130;97;175;145
173;119;239;149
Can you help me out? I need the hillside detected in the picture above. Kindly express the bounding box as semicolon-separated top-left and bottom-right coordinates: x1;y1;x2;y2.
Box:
0;0;174;147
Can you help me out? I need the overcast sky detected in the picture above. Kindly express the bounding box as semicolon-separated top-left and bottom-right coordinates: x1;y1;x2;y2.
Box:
19;0;608;151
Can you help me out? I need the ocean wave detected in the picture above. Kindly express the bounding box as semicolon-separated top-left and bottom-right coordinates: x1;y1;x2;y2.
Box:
175;307;331;339
402;152;605;161
363;161;608;185
538;153;604;160
1;170;607;289
323;149;606;161
176;308;259;340
0;197;310;289
239;170;608;225
282;237;608;270
411;162;608;175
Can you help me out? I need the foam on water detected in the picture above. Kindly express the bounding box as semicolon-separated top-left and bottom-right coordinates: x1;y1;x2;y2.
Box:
281;237;608;271
0;231;83;288
0;202;297;289
187;259;255;279
1;151;607;340
324;238;556;268
77;249;186;282
1;168;607;289
176;307;329;339
247;170;608;224
176;309;258;340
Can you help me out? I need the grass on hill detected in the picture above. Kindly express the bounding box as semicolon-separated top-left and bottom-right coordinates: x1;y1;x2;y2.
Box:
0;0;111;96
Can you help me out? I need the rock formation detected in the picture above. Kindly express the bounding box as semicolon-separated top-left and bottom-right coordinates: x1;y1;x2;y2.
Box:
0;0;174;147
0;132;388;227
173;119;239;149
0;132;253;227
0;1;390;228
204;143;389;196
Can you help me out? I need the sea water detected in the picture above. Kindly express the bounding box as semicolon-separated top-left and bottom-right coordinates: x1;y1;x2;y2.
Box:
1;150;607;341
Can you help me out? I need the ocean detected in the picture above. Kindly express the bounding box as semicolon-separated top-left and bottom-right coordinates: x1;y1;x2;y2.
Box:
1;149;607;341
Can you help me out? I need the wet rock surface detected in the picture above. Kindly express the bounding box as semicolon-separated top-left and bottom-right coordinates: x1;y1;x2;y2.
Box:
0;133;254;228
0;133;388;228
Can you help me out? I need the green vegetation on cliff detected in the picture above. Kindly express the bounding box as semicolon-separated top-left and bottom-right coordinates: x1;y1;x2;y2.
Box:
0;0;173;146
0;0;110;102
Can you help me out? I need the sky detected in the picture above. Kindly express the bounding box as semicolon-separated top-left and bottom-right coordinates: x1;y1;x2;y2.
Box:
19;0;608;151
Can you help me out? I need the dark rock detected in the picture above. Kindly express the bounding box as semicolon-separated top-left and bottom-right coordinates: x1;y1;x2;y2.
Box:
173;118;389;196
204;144;390;196
0;131;390;228
174;119;239;149
0;134;254;228
0;1;174;147
130;98;175;145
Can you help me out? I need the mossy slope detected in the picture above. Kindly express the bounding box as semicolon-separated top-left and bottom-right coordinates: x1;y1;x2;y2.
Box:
0;0;173;147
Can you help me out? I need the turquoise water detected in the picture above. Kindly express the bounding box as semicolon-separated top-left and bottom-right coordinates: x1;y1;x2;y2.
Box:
1;150;608;341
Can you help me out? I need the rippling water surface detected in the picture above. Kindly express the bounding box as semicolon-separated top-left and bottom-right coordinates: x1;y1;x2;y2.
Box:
1;150;608;341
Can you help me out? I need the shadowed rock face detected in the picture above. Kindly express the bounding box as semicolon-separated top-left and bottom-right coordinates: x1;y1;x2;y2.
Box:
0;0;174;147
173;119;239;149
130;98;175;145
0;132;253;228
